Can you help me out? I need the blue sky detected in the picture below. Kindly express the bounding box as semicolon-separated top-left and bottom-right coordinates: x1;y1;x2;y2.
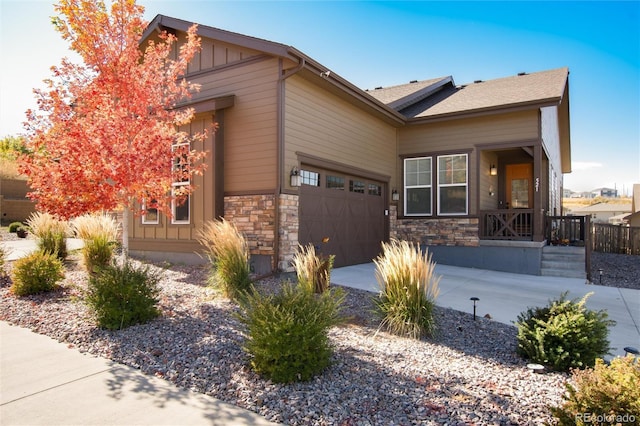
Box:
1;0;638;195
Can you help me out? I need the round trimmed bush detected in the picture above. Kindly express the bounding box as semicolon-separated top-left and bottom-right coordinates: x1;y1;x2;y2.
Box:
515;292;614;371
86;262;161;330
236;282;345;383
8;222;23;233
10;250;65;296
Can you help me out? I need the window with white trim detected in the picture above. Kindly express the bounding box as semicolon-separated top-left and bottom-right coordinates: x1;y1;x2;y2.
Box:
171;141;190;224
141;199;159;225
404;157;432;215
437;154;468;215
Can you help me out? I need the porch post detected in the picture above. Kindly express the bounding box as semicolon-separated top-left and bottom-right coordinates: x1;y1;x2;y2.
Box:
533;144;544;242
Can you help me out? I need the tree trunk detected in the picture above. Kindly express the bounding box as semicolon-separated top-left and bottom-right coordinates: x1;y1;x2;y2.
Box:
121;207;129;260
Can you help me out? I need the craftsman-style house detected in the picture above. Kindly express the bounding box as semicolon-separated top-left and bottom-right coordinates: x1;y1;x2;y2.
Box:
131;15;571;275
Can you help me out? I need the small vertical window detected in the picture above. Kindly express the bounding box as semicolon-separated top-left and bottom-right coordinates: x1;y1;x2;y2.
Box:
142;199;159;225
172;141;190;224
404;157;432;215
172;193;190;224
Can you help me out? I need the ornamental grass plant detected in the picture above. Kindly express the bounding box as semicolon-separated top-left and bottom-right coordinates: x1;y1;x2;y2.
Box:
374;239;441;339
71;213;119;272
291;243;334;293
197;218;251;300
26;212;69;260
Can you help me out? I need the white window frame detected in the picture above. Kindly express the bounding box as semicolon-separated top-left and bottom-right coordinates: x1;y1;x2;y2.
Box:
171;141;191;225
141;199;159;225
437;153;468;216
404;157;432;216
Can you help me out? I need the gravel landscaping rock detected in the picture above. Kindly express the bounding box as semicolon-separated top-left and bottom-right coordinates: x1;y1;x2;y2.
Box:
590;251;640;289
1;254;570;426
2;228;636;424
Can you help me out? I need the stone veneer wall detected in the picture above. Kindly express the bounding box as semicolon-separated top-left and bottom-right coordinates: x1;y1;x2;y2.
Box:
224;194;301;273
224;194;276;260
277;194;299;271
393;212;480;247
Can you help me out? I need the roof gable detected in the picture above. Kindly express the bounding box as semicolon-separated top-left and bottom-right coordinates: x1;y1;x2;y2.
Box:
143;15;295;60
367;77;453;110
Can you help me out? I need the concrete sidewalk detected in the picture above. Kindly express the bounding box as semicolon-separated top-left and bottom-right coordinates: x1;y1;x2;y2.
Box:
0;238;84;261
331;262;640;358
0;322;276;426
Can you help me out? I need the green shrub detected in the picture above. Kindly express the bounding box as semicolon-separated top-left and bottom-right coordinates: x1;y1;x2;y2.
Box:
8;222;23;232
374;239;440;339
515;292;614;371
85;262;161;330
10;250;65;296
292;243;334;293
197;218;251;300
71;213;119;272
236;282;345;383
27;212;69;260
551;356;640;425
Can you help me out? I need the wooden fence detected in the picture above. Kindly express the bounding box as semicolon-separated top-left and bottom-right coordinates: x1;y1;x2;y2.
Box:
592;223;640;255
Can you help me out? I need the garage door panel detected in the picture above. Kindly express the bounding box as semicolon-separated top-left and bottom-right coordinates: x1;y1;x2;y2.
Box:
299;167;387;268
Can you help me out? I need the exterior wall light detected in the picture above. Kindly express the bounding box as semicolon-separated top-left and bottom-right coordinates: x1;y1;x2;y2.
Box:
290;167;301;187
392;189;399;201
490;164;498;176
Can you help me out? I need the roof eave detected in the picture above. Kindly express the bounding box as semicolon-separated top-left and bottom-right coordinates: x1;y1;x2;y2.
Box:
142;15;298;61
407;97;562;125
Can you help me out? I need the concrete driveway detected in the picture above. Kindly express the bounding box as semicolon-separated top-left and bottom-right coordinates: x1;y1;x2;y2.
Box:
331;262;640;358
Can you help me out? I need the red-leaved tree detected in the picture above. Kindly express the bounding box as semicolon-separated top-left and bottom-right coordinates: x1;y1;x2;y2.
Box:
18;0;207;256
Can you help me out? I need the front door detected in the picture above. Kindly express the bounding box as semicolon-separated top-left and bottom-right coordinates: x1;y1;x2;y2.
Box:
506;163;533;208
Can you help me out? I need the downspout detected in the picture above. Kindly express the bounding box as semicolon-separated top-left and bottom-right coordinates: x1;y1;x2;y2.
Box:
273;55;305;272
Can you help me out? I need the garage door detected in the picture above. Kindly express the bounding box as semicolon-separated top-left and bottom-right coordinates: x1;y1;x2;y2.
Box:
299;167;387;267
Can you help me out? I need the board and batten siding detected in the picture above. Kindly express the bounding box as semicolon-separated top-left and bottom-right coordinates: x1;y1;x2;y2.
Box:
541;106;563;214
130;115;213;248
190;56;281;193
130;51;281;252
284;75;397;186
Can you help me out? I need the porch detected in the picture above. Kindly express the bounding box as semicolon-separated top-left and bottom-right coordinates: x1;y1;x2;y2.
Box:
478;212;590;280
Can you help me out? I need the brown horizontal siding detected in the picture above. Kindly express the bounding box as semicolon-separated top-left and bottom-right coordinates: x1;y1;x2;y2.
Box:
284;76;396;189
400;110;539;154
189;57;280;193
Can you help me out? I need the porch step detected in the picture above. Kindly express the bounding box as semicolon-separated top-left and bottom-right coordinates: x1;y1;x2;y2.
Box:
540;246;586;279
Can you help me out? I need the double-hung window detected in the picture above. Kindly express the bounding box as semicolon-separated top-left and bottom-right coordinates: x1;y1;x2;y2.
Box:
404;157;432;215
404;154;468;216
171;141;190;224
437;154;468;215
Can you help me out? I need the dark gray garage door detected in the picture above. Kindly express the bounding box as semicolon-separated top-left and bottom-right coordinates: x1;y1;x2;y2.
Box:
299;167;387;267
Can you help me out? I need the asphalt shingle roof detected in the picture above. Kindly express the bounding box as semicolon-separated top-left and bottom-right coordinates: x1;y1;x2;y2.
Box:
368;67;569;120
